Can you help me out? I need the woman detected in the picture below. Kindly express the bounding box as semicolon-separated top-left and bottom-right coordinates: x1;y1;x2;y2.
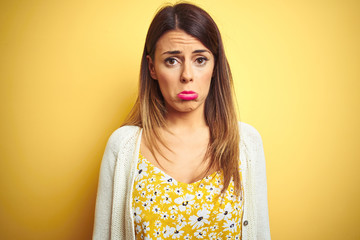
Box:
93;3;270;240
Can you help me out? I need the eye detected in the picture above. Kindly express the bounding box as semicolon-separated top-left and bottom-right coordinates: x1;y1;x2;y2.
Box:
164;57;178;66
195;57;208;65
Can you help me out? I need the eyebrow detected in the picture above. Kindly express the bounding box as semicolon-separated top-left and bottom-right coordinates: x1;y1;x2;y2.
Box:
161;49;210;55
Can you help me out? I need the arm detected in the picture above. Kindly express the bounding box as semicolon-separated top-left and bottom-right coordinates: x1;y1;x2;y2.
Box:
254;131;271;239
240;122;271;239
93;133;118;240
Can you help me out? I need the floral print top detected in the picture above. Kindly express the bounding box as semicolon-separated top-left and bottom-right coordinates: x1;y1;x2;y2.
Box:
132;153;244;239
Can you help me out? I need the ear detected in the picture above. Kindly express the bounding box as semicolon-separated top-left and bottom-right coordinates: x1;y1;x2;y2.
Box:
146;55;157;80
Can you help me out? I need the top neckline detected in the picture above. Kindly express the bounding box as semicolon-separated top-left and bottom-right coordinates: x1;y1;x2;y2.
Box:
138;152;220;186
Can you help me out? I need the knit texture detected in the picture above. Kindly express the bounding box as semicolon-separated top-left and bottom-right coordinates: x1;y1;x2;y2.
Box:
93;122;271;239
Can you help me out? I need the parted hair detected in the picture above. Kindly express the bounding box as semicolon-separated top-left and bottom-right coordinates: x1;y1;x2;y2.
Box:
123;3;241;196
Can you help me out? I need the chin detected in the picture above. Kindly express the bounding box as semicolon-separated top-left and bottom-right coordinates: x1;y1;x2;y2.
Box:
175;103;200;113
166;99;204;114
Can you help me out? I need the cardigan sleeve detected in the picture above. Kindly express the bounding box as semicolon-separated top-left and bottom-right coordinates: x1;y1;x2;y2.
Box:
93;132;119;240
251;125;271;239
240;122;271;239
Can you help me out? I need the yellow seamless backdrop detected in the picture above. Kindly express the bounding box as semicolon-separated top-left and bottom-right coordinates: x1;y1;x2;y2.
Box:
0;0;359;239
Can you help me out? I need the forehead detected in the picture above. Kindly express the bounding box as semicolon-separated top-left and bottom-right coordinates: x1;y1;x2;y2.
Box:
155;29;209;53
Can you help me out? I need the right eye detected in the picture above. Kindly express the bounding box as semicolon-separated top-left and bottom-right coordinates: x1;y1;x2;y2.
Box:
164;57;179;66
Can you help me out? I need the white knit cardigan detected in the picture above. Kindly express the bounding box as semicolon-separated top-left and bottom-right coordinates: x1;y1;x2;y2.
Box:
93;122;270;239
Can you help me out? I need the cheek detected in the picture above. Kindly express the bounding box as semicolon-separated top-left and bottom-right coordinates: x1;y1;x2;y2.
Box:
205;71;213;82
197;68;213;88
157;64;181;79
156;69;179;95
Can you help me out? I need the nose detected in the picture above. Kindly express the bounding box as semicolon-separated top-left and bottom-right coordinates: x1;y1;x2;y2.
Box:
180;61;193;83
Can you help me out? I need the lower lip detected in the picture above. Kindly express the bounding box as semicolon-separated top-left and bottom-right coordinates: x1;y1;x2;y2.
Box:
178;93;198;101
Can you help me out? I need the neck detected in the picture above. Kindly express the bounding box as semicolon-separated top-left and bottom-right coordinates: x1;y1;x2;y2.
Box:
165;106;207;133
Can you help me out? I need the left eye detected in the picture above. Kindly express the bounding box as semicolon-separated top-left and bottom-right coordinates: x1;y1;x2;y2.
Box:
196;57;208;65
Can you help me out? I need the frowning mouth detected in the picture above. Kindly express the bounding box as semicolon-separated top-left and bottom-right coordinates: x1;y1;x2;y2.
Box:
177;91;198;101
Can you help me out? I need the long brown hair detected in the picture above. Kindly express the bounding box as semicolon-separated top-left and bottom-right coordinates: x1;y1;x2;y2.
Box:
123;3;240;196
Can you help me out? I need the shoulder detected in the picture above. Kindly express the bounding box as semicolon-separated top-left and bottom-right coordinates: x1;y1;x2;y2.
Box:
238;121;265;160
105;125;141;153
238;122;263;147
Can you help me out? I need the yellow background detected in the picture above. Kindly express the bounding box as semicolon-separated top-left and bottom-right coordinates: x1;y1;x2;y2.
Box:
1;0;359;239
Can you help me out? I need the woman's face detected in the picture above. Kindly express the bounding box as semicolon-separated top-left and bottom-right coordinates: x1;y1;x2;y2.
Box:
147;29;215;115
